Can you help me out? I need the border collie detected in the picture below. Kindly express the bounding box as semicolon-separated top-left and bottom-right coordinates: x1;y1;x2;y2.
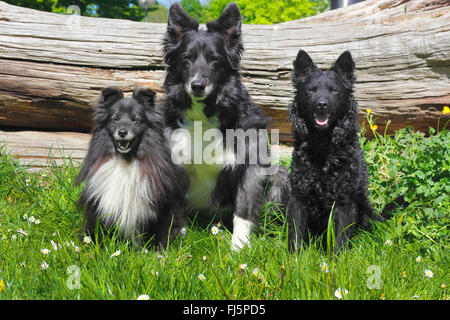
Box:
287;50;405;251
161;2;287;250
77;87;186;249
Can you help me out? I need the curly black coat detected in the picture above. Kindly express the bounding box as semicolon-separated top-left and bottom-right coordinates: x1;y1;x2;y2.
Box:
287;50;382;251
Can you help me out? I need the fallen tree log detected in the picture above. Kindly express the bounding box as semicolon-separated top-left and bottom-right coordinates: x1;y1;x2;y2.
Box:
0;130;292;171
0;0;449;143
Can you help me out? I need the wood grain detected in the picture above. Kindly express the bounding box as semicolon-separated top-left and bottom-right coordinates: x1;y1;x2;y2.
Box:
0;0;449;143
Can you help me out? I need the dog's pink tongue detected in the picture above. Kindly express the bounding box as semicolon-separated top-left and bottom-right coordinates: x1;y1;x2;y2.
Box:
315;118;328;126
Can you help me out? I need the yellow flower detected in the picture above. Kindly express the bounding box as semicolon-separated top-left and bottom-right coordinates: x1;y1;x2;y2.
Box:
366;109;372;114
0;280;5;294
443;106;449;114
371;124;378;131
441;283;447;289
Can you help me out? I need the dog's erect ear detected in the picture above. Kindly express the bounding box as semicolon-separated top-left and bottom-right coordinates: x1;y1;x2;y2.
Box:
293;49;316;83
93;87;123;126
98;87;124;107
133;87;156;108
206;2;243;70
167;2;199;41
332;51;355;82
207;2;242;45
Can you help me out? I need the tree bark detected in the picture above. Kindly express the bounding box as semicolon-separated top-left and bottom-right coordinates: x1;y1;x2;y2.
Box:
0;0;449;143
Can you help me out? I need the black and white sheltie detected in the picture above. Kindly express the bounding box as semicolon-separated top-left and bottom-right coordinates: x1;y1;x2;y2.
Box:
161;2;287;250
77;87;186;249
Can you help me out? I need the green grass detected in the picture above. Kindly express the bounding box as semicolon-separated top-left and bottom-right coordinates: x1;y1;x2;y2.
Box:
0;120;449;300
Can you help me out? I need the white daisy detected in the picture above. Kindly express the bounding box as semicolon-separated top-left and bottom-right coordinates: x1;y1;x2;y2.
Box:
211;225;220;235
320;261;329;273
416;256;423;263
334;288;348;299
18;229;29;237
41;248;51;255
198;274;206;281
40;261;49;270
384;239;392;246
137;294;150;300
83;236;92;244
110;250;121;258
424;269;434;278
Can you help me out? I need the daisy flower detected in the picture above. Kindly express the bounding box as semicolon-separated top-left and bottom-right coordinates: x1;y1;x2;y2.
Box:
198;274;206;281
40;261;49;270
83;236;92;245
424;269;433;278
22;213;28;220
34;219;40;225
137;294;150;300
211;225;220;235
320;261;329;273
334;288;348;299
74;246;81;253
28;216;36;223
384;239;392;246
415;256;422;263
110;250;121;258
18;229;29;237
41;248;51;255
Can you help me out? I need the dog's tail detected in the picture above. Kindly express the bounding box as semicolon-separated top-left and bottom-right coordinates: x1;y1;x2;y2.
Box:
363;195;407;229
264;166;289;213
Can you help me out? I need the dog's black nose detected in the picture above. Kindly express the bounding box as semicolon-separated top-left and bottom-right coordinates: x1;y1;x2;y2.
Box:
191;79;206;93
118;129;128;138
317;101;328;109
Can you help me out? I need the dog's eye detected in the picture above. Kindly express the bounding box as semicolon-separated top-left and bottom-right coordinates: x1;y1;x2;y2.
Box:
211;55;221;63
182;55;192;66
307;87;317;93
111;114;119;121
330;88;338;94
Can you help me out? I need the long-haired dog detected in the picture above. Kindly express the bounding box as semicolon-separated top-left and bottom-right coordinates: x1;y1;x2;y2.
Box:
162;2;287;250
287;50;404;251
77;87;185;249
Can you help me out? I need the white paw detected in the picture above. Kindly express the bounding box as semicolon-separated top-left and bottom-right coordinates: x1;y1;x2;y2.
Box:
230;216;253;252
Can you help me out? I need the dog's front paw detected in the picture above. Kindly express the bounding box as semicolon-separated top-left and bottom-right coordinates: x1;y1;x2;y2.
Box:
231;216;253;251
231;233;250;252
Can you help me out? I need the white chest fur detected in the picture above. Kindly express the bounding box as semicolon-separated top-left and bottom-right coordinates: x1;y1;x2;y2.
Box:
85;157;156;240
167;99;235;209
